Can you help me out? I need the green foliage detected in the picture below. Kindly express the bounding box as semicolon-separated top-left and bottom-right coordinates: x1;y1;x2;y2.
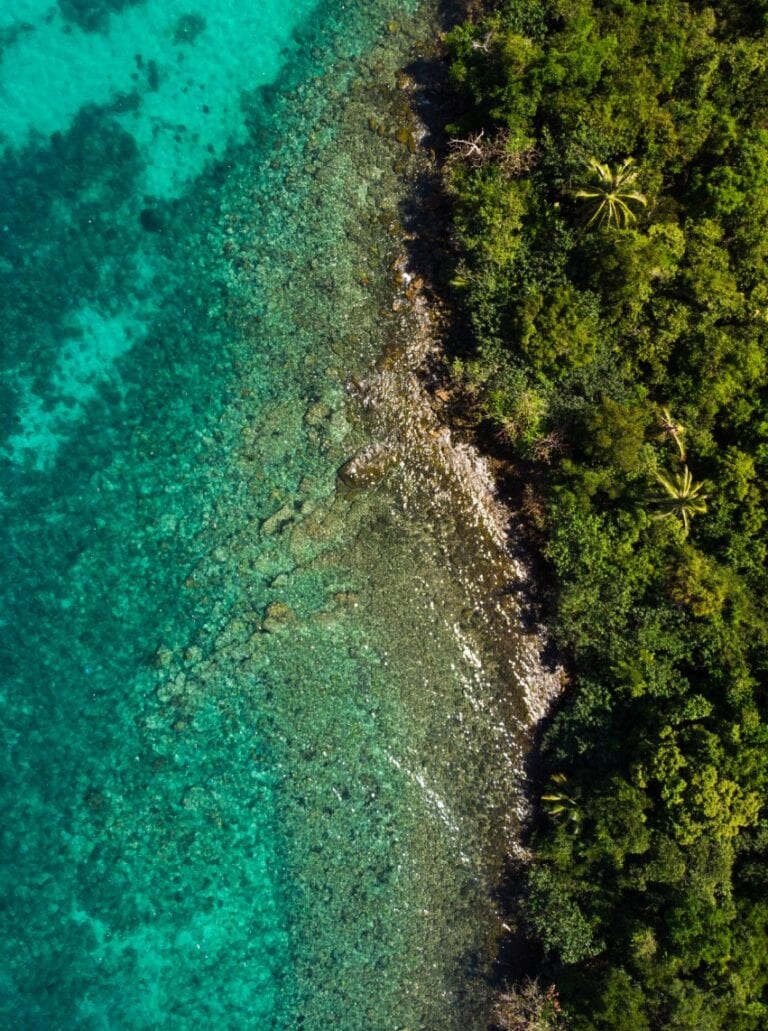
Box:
450;166;531;271
444;0;768;1022
515;284;600;380
524;866;601;964
669;546;729;617
589;969;650;1031
581;396;650;475
541;772;583;828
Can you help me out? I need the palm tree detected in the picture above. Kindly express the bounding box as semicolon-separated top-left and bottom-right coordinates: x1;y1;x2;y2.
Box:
653;466;708;533
658;407;687;461
573;158;647;229
542;773;582;829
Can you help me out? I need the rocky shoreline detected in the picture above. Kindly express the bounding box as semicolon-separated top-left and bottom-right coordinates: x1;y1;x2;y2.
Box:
378;34;565;730
367;256;564;729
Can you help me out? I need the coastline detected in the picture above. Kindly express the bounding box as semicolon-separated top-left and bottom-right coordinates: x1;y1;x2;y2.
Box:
329;21;570;1007
385;29;564;741
207;2;559;1024
386;249;564;730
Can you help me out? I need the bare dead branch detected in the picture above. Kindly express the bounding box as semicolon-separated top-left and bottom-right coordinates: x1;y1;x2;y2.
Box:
470;31;494;52
448;129;486;161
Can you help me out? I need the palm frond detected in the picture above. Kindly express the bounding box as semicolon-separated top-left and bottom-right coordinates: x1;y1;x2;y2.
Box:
652;466;708;534
572;157;648;229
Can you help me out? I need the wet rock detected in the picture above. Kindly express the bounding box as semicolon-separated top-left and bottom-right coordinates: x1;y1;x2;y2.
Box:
338;444;396;487
261;503;294;537
304;400;331;426
405;276;425;301
312;609;338;627
150;646;173;669
328;408;350;443
346;374;368;396
262;601;296;633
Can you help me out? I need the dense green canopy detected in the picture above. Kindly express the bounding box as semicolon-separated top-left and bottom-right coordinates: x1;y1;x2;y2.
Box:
444;0;768;1025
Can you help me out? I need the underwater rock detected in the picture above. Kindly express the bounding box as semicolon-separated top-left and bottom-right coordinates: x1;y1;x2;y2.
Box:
139;208;164;233
312;610;338;626
304;400;331;426
261;503;294;537
289;508;336;557
173;13;206;45
262;601;296;633
327;408;350;443
181;786;209;811
338;444;396;487
150;645;173;669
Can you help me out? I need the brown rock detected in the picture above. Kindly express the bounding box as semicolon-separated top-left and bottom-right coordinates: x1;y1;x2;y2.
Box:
262;601;296;633
261;504;294;537
338;444;396;487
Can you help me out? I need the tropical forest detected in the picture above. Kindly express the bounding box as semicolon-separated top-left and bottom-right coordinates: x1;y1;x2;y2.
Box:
442;0;768;1025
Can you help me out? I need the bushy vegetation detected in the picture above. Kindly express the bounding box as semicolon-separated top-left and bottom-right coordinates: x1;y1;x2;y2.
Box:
443;0;768;1025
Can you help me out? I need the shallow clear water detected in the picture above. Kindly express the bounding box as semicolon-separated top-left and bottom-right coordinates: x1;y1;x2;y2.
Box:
0;2;541;1027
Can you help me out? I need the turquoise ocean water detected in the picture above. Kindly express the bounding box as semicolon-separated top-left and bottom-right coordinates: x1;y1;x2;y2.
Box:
1;1;540;1027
